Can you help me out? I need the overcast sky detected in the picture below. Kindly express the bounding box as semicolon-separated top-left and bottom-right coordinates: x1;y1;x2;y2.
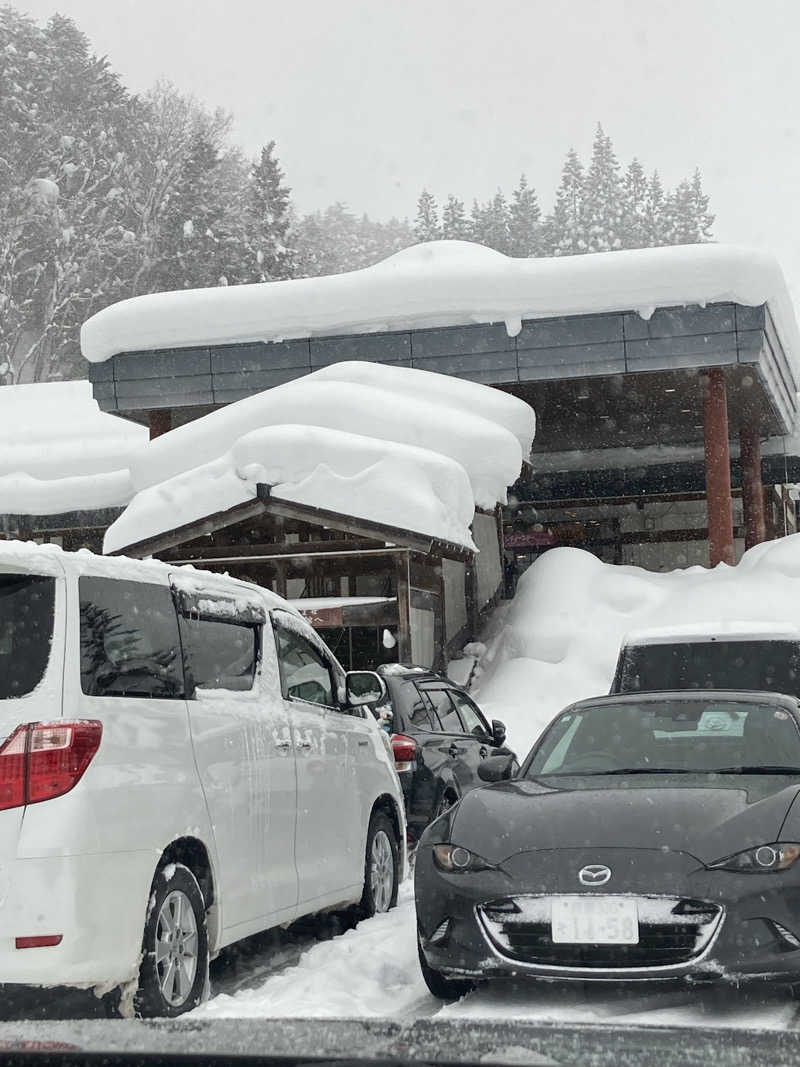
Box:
14;0;800;293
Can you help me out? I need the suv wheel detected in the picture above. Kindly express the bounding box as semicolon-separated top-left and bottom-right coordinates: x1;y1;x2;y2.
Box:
360;812;399;917
134;863;209;1018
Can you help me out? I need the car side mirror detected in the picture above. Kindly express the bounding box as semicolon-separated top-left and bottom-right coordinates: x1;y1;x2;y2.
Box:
478;753;516;783
344;670;387;709
491;719;507;747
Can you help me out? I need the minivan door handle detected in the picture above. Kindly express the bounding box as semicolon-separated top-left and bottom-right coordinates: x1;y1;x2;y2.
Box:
274;739;292;751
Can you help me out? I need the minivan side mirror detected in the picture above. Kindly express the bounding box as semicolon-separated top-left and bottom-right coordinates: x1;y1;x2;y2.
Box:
491;719;507;747
478;753;517;783
344;670;387;709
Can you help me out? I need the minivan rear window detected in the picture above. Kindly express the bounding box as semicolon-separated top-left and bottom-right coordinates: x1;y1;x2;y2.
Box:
0;574;55;699
615;640;800;697
79;577;185;699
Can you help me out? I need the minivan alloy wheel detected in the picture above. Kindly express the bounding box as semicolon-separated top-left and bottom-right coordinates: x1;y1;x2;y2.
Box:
156;889;199;1007
370;830;395;913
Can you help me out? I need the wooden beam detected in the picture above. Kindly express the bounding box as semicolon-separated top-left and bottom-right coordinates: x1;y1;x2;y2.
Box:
171;538;379;561
394;553;413;663
109;498;268;557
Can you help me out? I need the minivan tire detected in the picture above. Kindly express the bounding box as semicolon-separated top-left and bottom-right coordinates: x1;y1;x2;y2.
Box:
134;862;209;1018
359;812;399;917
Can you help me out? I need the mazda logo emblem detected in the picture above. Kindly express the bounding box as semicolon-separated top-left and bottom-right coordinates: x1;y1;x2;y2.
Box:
578;864;612;886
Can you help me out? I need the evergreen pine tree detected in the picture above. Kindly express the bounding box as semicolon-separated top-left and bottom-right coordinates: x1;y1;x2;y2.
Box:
643;170;666;245
661;180;699;245
622;158;648;248
470;198;488;245
690;168;715;241
441;194;471;240
482;189;511;254
414;189;440;241
249;140;293;281
545;148;586;256
582;123;625;252
508;174;541;257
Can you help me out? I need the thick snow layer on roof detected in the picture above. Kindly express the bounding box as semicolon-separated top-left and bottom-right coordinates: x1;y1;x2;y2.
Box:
129;362;531;506
81;241;800;374
0;381;146;515
105;362;533;555
103;423;478;555
471;535;800;754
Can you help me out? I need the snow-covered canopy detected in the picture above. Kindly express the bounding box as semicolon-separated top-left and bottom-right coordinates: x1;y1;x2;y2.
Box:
103;362;535;555
472;535;800;753
0;381;146;516
81;242;800;375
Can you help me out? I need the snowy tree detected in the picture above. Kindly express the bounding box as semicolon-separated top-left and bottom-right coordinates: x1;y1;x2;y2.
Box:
0;9;144;382
643;170;666;246
543;148;586;256
483;190;511;254
581;124;625;252
441;195;471;240
622;158;648;248
690;168;715;241
248;140;294;281
414;189;441;242
508;174;541;257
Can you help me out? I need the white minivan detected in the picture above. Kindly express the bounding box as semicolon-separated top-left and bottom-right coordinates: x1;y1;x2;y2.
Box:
0;541;405;1017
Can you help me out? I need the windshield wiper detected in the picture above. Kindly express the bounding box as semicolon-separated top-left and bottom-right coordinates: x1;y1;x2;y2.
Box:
704;765;800;775
541;767;698;776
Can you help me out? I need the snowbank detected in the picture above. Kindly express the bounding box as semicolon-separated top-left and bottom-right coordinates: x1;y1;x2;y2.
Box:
105;362;534;554
472;535;800;756
195;882;429;1019
81;242;800;379
0;381;145;515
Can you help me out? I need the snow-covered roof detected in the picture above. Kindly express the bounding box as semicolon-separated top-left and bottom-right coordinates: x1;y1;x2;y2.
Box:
622;621;800;645
81;242;800;375
0;381;146;516
103;361;535;555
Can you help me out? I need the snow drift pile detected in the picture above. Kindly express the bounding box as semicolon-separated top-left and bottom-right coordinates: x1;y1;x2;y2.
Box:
103;361;536;555
473;535;800;754
0;381;146;515
82;241;800;376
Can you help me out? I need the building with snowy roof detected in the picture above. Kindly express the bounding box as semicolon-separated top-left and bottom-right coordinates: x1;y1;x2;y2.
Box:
0;380;146;551
80;240;800;573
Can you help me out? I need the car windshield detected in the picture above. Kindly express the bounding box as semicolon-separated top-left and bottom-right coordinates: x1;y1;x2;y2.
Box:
0;573;55;700
526;700;800;777
616;640;800;697
9;0;800;1061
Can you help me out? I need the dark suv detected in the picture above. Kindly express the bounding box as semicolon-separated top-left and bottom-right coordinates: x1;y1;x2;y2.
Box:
375;664;513;846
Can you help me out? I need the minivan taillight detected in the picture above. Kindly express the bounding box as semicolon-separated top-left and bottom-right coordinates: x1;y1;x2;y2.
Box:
0;721;102;812
391;733;418;772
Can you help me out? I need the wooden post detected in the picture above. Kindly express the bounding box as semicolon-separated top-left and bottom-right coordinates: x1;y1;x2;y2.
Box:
148;409;172;440
740;423;766;549
394;553;413;664
702;369;735;566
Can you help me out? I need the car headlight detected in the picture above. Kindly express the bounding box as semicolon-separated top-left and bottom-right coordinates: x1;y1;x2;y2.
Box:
432;843;497;873
710;843;800;873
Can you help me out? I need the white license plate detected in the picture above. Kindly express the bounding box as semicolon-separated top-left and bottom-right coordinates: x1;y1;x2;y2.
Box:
551;897;639;944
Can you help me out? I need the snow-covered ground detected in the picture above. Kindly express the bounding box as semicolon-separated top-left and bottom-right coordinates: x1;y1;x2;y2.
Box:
188;880;798;1032
471;533;800;754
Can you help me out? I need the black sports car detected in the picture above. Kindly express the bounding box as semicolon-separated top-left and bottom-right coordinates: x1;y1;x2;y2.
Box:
415;690;800;998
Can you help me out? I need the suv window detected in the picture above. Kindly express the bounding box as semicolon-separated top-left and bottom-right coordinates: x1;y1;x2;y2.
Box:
273;617;336;707
419;685;462;733
404;682;440;731
449;690;490;738
79;577;185;699
179;615;259;692
0;574;55;700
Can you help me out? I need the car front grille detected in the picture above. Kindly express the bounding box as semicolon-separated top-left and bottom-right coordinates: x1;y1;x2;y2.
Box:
477;895;723;970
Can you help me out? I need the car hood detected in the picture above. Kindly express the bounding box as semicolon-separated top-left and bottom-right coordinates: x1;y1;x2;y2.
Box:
448;775;800;866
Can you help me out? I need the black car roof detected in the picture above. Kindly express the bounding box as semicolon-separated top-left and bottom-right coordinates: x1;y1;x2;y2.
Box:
569;690;800;711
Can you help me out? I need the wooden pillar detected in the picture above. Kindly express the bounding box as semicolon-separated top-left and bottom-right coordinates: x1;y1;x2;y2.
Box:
148;409;172;440
394;553;412;664
702;368;735;567
740;423;766;549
